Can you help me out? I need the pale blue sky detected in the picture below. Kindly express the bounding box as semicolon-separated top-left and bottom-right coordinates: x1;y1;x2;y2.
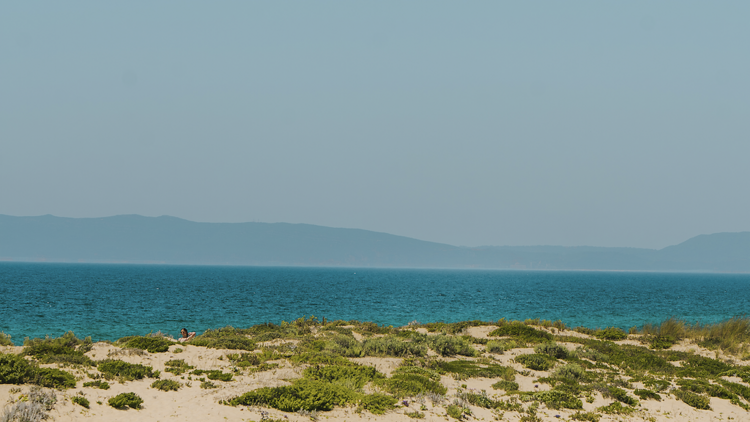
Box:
2;2;749;249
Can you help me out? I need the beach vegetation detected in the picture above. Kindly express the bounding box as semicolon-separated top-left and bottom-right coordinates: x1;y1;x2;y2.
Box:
534;342;569;359
0;353;76;389
357;393;397;414
200;380;218;389
485;340;506;354
151;379;181;391
515;353;556;371
118;336;173;353
71;395;90;408
82;380;110;389
362;336;426;357
492;380;519;391
405;410;425;418
428;359;515;380
108;392;143;410
445;404;468;419
521;390;583;409
672;388;711;410
0;332;12;347
634;389;661;401
191;369;232;382
489;322;553;344
597;401;635;415
571;411;601;421
189;326;257;351
375;366;446;398
23;332;94;366
164;359;194;375
593;327;627;341
97;359;156;381
426;335;476;357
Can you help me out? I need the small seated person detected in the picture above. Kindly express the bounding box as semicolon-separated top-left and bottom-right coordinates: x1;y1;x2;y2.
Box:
178;328;196;343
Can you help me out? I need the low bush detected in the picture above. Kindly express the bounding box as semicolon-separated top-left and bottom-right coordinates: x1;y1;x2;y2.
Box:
597;401;635;415
593;327;627;341
605;386;639;406
405;410;425;418
358;393;396;414
551;363;587;381
488;323;552;344
535;342;568;359
429;360;515;380
97;359;155;381
228;379;358;411
190;327;256;351
201;380;218;389
676;379;736;400
446;404;468;420
529;390;583;409
164;359;194;375
191;369;232;382
119;337;173;353
0;353;76;389
108;392;143;410
71;395;90;408
23;332;94;367
491;380;519;392
673;389;711;410
151;379;181;391
304;364;382;390
0;332;12;346
375;367;447;398
83;380;110;389
485;340;505;354
571;411;601;421
634;389;661;401
427;335;476;357
515;353;556;371
362;336;426;357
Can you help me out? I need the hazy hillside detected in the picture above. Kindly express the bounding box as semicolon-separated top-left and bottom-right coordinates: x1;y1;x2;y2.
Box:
0;214;748;272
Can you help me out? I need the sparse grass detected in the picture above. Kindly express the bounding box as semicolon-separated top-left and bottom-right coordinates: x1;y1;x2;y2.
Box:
571;411;601;421
593;327;627;341
200;380;218;389
634;389;661;401
597;401;636;415
118;336;174;353
362;336;426;357
515;353;556;371
191;369;233;382
428;359;515;380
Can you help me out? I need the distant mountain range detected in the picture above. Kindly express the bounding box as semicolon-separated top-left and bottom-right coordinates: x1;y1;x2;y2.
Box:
1;214;749;272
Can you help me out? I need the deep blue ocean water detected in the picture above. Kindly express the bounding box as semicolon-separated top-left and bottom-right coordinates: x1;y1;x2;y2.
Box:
0;263;748;345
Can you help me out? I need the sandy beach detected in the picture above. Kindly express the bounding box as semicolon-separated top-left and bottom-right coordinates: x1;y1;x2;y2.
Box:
2;320;749;422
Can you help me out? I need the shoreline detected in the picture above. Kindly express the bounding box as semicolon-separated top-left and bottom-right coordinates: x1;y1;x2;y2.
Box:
2;318;749;421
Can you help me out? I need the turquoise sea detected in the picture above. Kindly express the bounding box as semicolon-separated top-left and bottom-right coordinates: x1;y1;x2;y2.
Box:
1;263;748;345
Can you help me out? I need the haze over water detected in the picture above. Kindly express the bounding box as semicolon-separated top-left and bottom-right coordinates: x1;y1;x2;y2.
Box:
2;263;748;345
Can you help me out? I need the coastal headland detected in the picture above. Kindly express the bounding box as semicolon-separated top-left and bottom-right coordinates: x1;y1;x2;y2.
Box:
1;317;749;422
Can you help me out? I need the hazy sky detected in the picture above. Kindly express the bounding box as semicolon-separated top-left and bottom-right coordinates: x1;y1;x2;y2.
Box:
2;2;749;249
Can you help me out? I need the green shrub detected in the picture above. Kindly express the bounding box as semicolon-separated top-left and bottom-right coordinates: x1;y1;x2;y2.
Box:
594;327;627;341
362;336;426;357
201;380;218;389
97;359;155;381
358;393;397;414
23;332;94;366
108;392;143;409
485;341;505;354
461;391;495;408
719;380;750;402
597;401;635;415
491;380;519;392
40;353;94;366
405;410;425;418
164;359;194;375
83;380;110;389
375;372;447;398
488;323;552;344
304;364;383;389
71;395;90;408
571;411;600;421
634;389;661;401
151;379;181;391
427;335;476;357
429;360;515;380
531;390;583;409
228;379;358;411
648;335;678;349
190;327;256;351
515;354;556;371
551;363;587;381
0;353;36;384
120;337;173;353
676;379;736;400
606;386;639;406
191;369;232;382
34;368;76;389
535;343;568;359
673;389;711;410
0;332;14;346
446;404;468;419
